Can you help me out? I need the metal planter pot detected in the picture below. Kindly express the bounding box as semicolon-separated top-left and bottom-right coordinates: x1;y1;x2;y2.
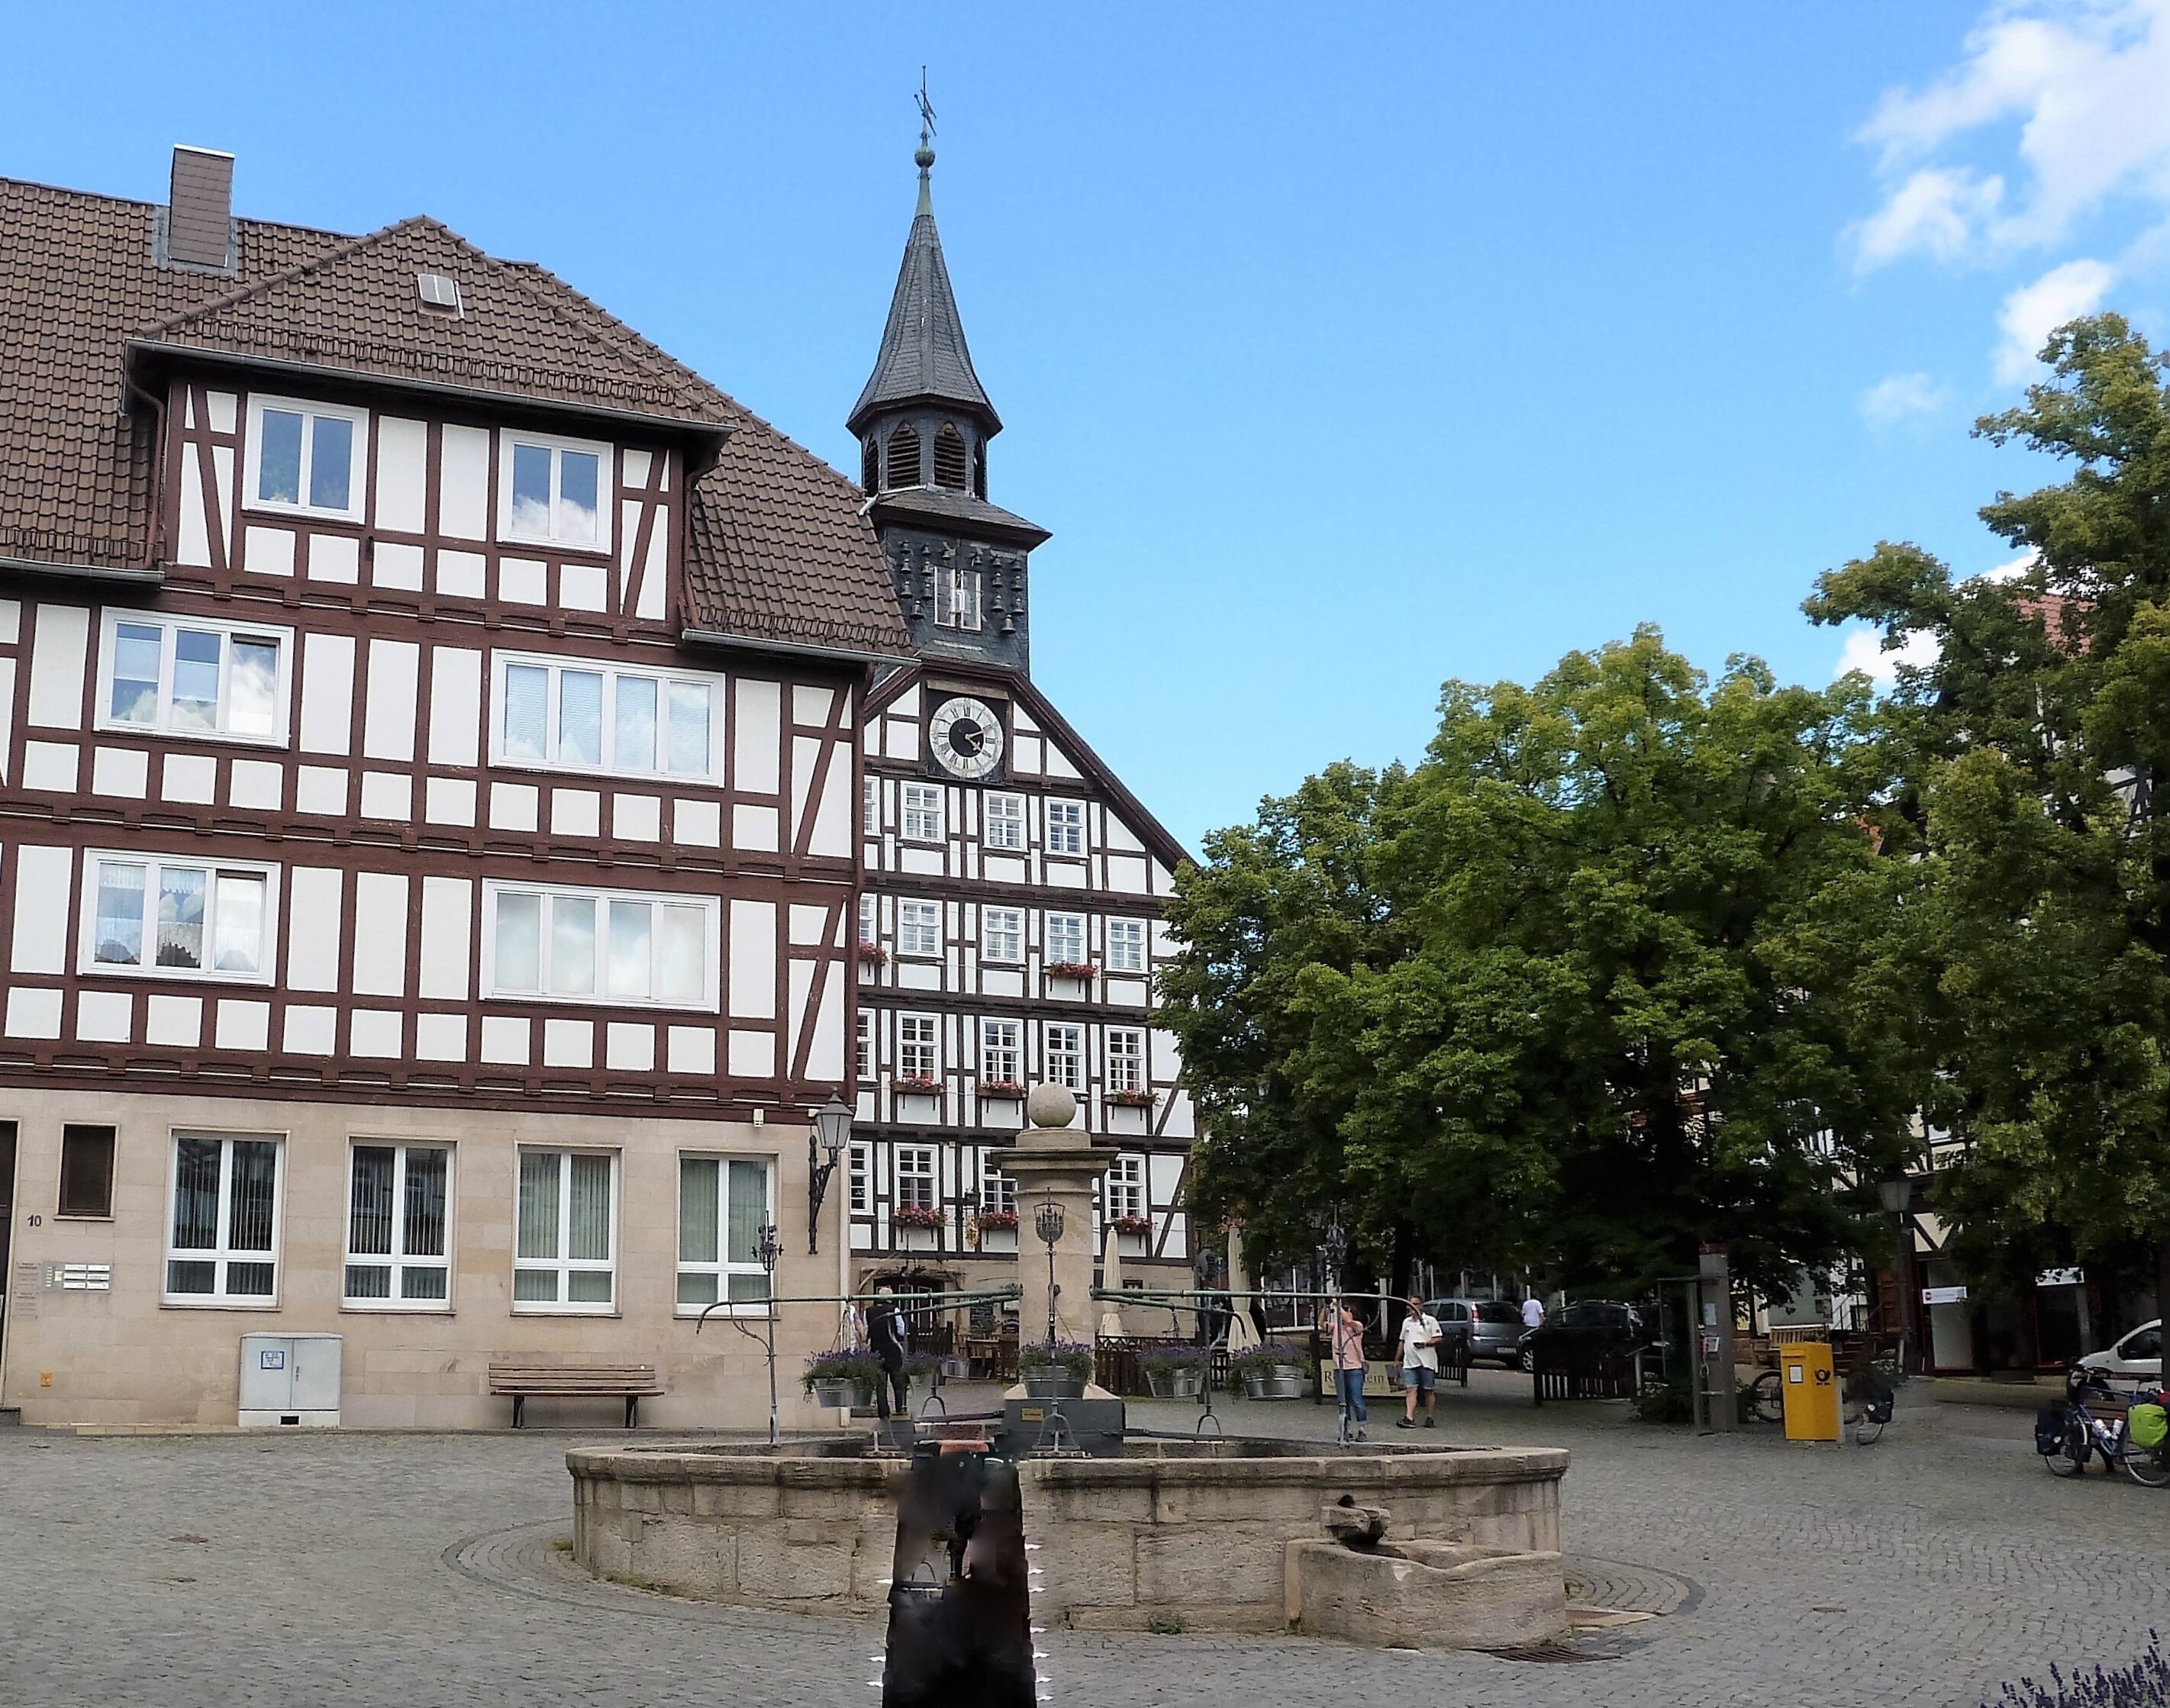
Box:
1146;1367;1204;1400
1241;1366;1306;1400
1019;1368;1088;1400
809;1378;872;1409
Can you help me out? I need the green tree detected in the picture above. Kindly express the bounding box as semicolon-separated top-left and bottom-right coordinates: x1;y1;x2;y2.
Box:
1159;630;1923;1294
1807;314;2170;1310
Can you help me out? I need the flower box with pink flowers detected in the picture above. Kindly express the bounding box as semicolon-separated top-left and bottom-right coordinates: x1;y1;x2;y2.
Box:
1044;961;1096;981
892;1075;940;1096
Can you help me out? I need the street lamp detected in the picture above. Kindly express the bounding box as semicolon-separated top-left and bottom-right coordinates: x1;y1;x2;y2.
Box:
1317;1222;1348;1294
757;1221;782;1444
806;1094;853;1255
1878;1177;1916;1375
1034;1198;1066;1347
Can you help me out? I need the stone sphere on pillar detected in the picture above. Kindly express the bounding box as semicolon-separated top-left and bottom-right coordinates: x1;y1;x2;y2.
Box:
1026;1082;1076;1130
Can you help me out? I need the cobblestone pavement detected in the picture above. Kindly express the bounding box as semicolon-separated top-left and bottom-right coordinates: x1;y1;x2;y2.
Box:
6;1374;2170;1708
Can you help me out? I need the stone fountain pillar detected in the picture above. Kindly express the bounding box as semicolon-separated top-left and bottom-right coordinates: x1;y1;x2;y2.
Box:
987;1084;1105;1347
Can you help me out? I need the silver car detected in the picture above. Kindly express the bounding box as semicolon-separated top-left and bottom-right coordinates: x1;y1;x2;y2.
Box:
1428;1298;1528;1368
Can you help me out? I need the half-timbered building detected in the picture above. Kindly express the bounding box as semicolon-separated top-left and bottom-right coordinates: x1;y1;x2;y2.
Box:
0;149;905;1427
847;143;1200;1333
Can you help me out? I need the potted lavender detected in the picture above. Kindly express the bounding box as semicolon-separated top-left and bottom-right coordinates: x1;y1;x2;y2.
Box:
1017;1339;1094;1400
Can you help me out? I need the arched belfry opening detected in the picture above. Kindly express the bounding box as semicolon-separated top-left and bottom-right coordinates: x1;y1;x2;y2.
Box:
933;424;969;491
887;423;921;488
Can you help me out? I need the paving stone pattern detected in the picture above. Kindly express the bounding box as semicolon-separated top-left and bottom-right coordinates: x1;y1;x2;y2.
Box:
5;1372;2168;1708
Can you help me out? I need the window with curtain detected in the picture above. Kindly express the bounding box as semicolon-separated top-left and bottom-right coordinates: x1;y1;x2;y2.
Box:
98;611;290;742
344;1143;451;1307
486;881;714;1008
83;852;276;981
165;1132;282;1302
676;1155;775;1313
514;1150;616;1311
492;652;717;781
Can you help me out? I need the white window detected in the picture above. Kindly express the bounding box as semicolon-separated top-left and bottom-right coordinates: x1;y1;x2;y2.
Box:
859;894;879;946
344;1143;451;1307
983;792;1025;850
1107;1154;1146;1222
1044;912;1086;968
982;1018;1022;1085
165;1132;282;1303
856;1010;875;1080
982;907;1024;964
1107;1027;1146;1094
1046;799;1085;856
1107;920;1147;975
244;395;367;521
676;1155;774;1313
898;1014;940;1081
485;880;715;1009
1046;1023;1084;1092
933;564;982;633
902;783;944;843
863;777;881;835
491;653;717;781
82;851;277;983
981;1165;1017;1216
514;1149;616;1311
97;612;292;744
498;429;611;552
850;1142;871;1213
895;1144;937;1212
898;900;943;958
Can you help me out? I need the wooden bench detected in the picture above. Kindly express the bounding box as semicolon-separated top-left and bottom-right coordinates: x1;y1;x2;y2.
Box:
487;1362;663;1429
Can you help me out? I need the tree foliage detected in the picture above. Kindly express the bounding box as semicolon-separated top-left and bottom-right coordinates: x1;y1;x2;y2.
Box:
1807;314;2170;1287
1159;630;1924;1294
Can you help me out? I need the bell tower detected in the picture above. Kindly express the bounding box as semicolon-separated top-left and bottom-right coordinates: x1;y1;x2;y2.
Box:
851;111;1048;675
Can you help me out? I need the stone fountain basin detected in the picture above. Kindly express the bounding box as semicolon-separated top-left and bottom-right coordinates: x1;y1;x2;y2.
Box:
568;1436;1569;1635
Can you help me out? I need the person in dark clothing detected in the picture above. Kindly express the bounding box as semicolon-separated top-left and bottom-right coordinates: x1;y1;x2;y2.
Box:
868;1281;911;1420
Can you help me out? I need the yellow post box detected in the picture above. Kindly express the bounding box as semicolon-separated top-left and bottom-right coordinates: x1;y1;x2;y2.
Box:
1780;1342;1842;1442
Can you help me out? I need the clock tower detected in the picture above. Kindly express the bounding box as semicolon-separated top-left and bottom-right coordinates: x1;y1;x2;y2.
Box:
851;131;1049;676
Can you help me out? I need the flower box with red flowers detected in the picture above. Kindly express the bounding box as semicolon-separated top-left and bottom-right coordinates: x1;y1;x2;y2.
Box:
1108;1215;1153;1237
892;1075;940;1095
1106;1089;1157;1109
1045;961;1096;981
856;943;888;965
975;1209;1020;1233
891;1204;945;1231
979;1080;1027;1099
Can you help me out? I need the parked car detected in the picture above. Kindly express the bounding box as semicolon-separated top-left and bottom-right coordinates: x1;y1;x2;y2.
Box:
1427;1299;1530;1367
2072;1320;2162;1392
1517;1299;1654;1368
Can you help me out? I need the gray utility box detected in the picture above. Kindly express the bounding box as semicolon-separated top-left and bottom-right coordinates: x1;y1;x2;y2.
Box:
238;1333;343;1428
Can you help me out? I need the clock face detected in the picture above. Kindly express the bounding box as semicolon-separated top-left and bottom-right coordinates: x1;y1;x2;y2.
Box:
928;696;1005;779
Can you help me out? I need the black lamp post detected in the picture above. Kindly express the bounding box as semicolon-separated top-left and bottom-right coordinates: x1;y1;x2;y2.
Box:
1034;1198;1066;1346
807;1094;853;1255
754;1220;782;1445
1317;1222;1348;1294
1878;1177;1916;1374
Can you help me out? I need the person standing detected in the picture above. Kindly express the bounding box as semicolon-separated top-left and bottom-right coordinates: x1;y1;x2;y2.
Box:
1324;1297;1369;1442
1522;1294;1546;1332
867;1281;911;1422
1397;1295;1443;1429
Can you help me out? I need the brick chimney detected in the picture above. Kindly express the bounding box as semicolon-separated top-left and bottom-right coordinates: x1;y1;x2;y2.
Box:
166;146;234;272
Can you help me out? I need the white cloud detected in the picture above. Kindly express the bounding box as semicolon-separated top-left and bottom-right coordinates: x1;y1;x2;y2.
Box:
1994;256;2118;381
1836;625;1942;687
1856;0;2170;266
1859;371;1949;429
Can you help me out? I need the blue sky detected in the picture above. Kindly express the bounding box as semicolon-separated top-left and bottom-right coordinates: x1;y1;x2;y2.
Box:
5;3;2165;850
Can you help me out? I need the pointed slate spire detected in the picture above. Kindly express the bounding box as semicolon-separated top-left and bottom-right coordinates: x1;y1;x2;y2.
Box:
847;134;1000;437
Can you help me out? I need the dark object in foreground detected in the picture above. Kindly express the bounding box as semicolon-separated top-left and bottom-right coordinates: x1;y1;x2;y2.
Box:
882;1443;1036;1708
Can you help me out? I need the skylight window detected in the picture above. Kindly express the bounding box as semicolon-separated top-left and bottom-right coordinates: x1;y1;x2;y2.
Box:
416;272;462;311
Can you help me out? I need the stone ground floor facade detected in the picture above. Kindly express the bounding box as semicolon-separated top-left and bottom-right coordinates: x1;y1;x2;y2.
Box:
5;1380;2168;1706
0;1086;865;1431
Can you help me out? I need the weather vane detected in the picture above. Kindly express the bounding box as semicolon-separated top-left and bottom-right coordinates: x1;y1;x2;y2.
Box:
917;67;937;148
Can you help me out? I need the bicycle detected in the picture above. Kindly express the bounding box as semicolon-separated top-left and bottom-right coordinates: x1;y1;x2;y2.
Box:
2041;1378;2170;1487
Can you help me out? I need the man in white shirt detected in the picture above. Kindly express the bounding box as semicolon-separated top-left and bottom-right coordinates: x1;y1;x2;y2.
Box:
1522;1294;1546;1331
1397;1295;1443;1429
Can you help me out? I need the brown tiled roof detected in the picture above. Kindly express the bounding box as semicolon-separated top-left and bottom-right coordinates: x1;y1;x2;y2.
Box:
0;174;909;656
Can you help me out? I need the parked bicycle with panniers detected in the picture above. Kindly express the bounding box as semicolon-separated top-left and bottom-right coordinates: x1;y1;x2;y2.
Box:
2036;1376;2170;1486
